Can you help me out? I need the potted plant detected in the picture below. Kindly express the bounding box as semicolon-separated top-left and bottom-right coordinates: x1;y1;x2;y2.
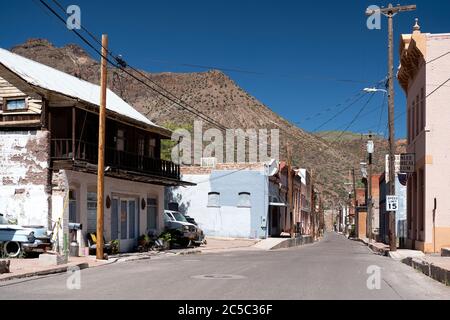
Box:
138;235;152;252
110;240;120;255
158;232;172;251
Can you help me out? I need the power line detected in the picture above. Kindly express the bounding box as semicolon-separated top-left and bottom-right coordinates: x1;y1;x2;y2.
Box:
309;78;387;133
39;0;231;133
331;93;376;145
295;90;364;126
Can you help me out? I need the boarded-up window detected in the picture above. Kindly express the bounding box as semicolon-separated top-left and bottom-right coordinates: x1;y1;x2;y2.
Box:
238;192;251;208
207;192;220;207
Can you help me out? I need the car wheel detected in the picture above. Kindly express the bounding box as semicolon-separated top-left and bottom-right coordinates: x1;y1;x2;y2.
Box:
4;241;22;258
179;239;192;248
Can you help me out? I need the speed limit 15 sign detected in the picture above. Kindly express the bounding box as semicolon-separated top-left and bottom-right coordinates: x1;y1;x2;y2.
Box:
386;196;399;212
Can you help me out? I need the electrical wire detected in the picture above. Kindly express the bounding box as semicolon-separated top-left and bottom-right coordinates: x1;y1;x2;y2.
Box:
330;93;376;145
39;0;230;133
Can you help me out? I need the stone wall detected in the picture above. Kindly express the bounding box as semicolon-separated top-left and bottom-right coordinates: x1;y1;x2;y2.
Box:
0;130;51;228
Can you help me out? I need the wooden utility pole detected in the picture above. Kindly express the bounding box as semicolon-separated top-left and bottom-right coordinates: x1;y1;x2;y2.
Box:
311;169;315;240
366;3;416;252
367;133;373;243
352;168;357;224
96;34;108;260
286;144;294;238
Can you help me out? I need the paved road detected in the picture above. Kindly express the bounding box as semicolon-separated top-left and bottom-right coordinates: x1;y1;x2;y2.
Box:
1;233;449;300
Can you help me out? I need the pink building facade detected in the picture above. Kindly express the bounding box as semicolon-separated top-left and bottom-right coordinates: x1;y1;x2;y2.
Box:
398;21;450;253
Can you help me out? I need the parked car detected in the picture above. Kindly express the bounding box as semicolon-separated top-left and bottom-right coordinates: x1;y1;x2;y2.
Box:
164;210;205;247
0;221;52;258
184;215;198;226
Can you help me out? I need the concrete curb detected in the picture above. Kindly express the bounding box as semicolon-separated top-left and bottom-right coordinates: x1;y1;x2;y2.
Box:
0;262;89;283
270;236;315;250
403;257;450;286
171;249;202;256
368;243;390;256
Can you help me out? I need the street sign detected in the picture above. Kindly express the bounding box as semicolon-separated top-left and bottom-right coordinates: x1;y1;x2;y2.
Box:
386;196;399;212
400;153;415;173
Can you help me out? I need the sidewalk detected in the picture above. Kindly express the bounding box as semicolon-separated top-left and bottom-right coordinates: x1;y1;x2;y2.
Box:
200;237;261;253
357;237;391;256
403;255;450;286
0;256;110;282
0;248;199;282
355;237;450;287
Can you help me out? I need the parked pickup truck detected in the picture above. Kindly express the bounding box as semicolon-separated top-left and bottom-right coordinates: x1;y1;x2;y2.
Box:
0;214;52;258
164;210;205;247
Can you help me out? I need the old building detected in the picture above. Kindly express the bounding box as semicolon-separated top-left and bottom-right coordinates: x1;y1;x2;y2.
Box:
298;169;312;236
0;48;190;253
170;161;277;239
398;21;450;253
169;160;313;239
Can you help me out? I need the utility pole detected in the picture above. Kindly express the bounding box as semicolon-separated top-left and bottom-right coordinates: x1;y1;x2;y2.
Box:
96;34;108;260
311;169;315;240
367;133;374;243
366;3;416;251
286;144;294;238
352;168;357;226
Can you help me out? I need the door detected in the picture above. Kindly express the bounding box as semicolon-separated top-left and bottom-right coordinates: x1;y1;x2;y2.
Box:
112;198;138;252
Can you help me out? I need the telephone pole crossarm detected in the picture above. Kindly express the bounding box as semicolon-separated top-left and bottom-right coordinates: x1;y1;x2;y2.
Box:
366;4;416;17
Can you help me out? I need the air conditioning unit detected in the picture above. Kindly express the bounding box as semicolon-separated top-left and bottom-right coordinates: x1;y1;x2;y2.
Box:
201;157;217;168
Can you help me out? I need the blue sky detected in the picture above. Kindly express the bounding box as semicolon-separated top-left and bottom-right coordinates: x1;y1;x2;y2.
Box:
2;0;450;138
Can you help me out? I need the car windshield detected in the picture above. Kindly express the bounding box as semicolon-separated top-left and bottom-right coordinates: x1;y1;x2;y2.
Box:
164;213;174;222
171;212;188;223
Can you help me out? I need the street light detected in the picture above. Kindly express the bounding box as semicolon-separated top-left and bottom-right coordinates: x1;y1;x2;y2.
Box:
363;87;387;94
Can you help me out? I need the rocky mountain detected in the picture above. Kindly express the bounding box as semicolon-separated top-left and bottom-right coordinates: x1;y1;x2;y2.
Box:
9;39;404;205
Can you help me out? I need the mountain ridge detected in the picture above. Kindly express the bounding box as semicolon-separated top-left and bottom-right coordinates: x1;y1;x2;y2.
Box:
9;38;405;204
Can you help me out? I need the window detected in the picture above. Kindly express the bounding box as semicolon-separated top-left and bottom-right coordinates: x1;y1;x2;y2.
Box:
87;192;97;233
407;108;412;143
420;88;425;131
238;192;251;208
4;98;27;111
207;192;220;207
147;198;158;231
415;95;420;137
69;190;78;223
148;138;156;158
116;130;125;152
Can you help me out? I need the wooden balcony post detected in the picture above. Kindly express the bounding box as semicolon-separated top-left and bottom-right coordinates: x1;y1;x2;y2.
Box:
72;107;76;161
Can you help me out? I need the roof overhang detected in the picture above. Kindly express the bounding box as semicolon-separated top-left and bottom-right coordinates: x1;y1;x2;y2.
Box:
53;160;195;187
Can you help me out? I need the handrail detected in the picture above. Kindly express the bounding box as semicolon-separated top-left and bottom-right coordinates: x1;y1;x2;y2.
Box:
51;139;180;179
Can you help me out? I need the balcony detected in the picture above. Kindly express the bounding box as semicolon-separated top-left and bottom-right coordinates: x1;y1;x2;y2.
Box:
51;139;180;181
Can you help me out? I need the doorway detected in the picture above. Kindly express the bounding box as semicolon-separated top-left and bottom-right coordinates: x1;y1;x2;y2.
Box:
112;197;138;252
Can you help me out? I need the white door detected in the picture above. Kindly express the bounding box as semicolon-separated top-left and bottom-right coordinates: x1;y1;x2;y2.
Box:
117;199;138;252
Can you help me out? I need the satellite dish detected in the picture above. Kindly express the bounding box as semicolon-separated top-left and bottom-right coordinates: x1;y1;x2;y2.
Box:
267;159;279;177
